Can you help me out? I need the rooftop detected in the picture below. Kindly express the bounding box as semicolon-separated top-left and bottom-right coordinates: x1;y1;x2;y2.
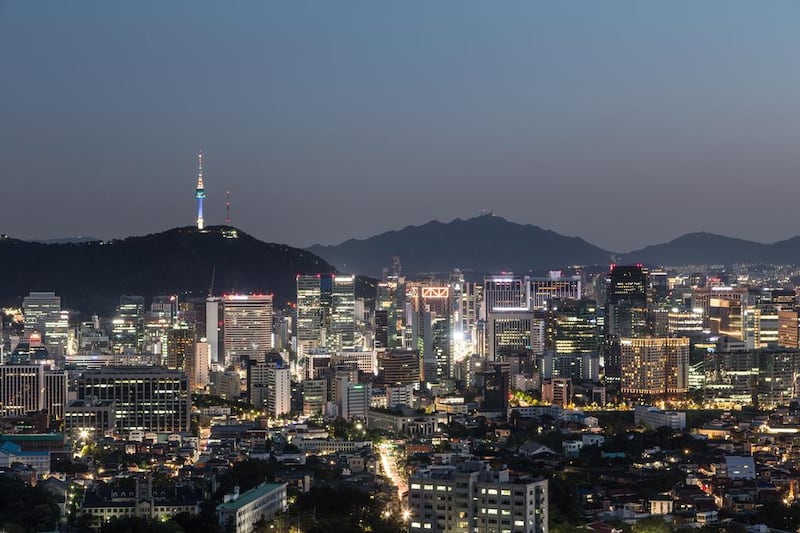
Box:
216;482;286;512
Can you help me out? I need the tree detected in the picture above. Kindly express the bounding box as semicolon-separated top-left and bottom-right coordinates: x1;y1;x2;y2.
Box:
214;458;277;497
631;515;672;533
100;516;183;533
0;477;59;533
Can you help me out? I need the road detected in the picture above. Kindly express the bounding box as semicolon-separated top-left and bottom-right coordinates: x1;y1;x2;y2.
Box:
378;442;407;501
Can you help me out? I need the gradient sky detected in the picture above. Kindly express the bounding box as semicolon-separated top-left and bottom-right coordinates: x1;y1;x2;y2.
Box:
3;1;800;253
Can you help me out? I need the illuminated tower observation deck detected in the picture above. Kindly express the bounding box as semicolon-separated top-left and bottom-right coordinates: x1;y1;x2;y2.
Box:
195;151;206;230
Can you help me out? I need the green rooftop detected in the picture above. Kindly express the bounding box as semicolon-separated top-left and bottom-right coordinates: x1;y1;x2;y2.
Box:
216;482;286;511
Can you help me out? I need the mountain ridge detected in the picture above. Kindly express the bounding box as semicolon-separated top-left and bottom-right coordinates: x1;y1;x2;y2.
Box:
307;215;613;276
0;226;334;315
308;216;800;275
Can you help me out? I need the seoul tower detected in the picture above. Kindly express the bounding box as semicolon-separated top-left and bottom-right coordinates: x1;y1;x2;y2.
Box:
195;151;206;230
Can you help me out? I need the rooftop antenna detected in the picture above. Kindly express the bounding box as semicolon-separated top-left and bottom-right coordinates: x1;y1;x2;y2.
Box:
225;190;231;224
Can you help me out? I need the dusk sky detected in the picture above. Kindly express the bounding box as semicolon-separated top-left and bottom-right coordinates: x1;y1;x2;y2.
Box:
3;2;800;252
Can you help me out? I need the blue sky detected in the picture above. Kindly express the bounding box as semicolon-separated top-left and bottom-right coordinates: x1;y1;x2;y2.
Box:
2;1;800;252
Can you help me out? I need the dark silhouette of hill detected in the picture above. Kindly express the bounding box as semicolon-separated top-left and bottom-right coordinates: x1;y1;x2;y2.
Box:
0;226;333;315
622;232;793;265
307;215;613;276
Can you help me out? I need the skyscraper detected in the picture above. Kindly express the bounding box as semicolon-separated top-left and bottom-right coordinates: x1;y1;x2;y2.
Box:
620;337;689;399
247;354;290;417
531;272;582;310
545;298;599;355
222;294;273;365
296;274;323;369
484;275;530;312
605;265;649;338
329;275;356;351
0;364;67;421
22;292;63;353
206;297;222;365
406;282;453;382
112;295;145;355
195;151;205;230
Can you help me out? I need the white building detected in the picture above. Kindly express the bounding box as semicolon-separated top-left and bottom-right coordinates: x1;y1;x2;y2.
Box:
634;405;686;431
338;380;369;421
333;349;377;376
267;366;291;418
216;482;288;533
206;297;221;364
386;384;414;408
408;462;548;533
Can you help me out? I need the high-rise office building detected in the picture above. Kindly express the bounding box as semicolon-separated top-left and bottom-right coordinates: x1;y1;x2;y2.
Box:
192;340;211;391
267;366;291;418
206;297;222;365
22;292;69;355
166;323;194;371
605;265;649;339
486;312;543;360
484;275;530;313
484;276;542;361
545;298;599;355
406;282;453;382
778;310;800;349
222;294;273;365
0;364;67;421
77;367;190;433
338;381;369;421
531;272;581;310
329;275;356;351
302;379;327;416
620;337;689;399
691;286;750;329
377;268;405;350
22;291;61;339
480;362;510;413
382;349;421;386
374;310;389;350
247;354;290;417
296;275;323;379
112;295;145;355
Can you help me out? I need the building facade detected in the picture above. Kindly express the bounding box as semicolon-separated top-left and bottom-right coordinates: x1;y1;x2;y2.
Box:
77;367;190;433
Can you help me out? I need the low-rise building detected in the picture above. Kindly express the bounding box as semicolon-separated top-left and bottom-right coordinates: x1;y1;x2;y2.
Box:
216;482;288;533
0;441;50;477
408;462;548;533
634;405;686;431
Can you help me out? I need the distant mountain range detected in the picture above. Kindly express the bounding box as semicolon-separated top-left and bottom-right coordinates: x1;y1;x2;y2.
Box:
623;232;800;266
308;215;800;276
308;215;612;276
0;226;333;315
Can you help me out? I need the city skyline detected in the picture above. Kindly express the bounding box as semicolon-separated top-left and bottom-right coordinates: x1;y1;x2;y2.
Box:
4;2;800;251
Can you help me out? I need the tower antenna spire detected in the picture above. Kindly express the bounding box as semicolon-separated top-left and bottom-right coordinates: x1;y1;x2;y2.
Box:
225;190;231;224
195;150;206;230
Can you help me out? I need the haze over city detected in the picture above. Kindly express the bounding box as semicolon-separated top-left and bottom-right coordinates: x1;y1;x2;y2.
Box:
4;2;800;251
